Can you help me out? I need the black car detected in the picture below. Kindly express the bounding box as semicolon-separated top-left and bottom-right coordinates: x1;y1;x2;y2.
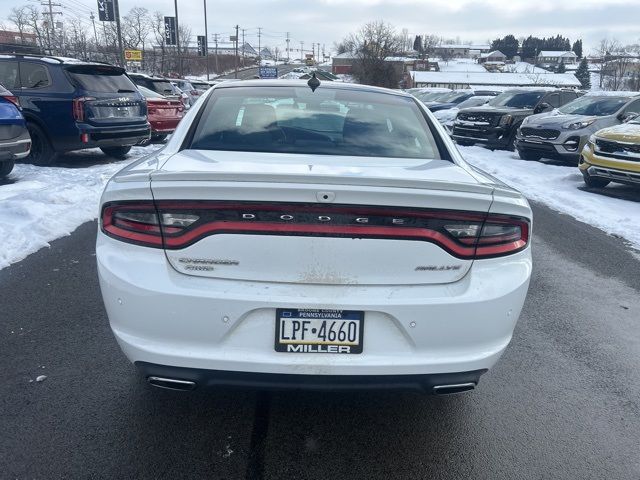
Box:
451;88;580;150
0;84;30;177
0;55;150;165
426;90;500;113
128;73;177;97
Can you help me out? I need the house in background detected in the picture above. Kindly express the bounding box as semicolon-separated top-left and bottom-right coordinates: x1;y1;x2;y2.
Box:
0;29;40;54
478;50;507;64
537;51;578;69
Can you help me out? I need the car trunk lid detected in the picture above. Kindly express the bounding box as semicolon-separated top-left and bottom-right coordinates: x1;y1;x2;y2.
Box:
147;150;495;286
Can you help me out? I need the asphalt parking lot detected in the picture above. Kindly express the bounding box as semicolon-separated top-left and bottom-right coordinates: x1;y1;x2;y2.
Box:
1;194;639;479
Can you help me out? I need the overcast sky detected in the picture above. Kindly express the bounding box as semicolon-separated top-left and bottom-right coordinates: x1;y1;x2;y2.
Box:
1;0;639;55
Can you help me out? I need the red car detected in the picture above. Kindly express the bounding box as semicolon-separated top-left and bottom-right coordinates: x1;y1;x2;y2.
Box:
137;86;184;142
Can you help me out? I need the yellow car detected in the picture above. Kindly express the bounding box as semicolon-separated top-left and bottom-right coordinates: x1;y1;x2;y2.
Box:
579;119;640;188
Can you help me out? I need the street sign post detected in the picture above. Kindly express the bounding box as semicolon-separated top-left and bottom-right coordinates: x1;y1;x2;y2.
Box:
259;66;278;79
97;0;115;21
164;16;177;46
124;49;142;61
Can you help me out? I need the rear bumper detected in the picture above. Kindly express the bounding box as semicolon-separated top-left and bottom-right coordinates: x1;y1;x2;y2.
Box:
0;131;31;161
97;234;532;378
76;122;151;149
136;361;486;393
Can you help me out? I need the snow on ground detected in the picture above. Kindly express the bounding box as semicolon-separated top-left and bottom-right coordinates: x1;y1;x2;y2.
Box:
0;145;161;270
460;145;640;250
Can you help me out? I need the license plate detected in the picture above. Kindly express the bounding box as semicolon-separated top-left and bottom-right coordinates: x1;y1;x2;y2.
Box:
275;309;364;354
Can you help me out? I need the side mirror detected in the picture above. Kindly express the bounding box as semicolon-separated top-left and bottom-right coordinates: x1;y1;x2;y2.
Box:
619;112;639;123
534;102;552;114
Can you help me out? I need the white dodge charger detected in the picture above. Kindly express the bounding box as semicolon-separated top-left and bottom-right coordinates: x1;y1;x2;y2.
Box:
97;79;532;394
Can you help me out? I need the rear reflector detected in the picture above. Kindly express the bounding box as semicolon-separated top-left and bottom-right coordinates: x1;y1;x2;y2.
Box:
101;201;530;259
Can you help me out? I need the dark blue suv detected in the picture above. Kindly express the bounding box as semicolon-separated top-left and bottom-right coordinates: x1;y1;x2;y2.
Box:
0;55;150;165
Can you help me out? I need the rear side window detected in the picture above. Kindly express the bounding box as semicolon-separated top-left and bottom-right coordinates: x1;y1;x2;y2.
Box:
624;99;640;115
0;61;20;89
20;63;51;89
544;93;560;108
65;65;137;93
561;92;577;105
190;86;443;160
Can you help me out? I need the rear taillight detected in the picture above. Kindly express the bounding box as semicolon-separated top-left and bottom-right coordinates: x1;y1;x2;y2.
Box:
101;201;530;258
2;95;20;108
72;96;95;122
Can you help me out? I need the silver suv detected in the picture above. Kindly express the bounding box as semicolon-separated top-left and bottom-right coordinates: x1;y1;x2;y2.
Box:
515;93;640;164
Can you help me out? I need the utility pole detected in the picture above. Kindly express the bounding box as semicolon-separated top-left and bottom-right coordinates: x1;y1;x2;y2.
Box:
174;0;182;75
300;41;304;62
286;32;290;62
114;0;124;66
41;0;62;55
241;28;245;68
203;0;210;80
257;27;262;64
322;44;325;62
213;33;219;73
234;25;239;79
90;13;99;53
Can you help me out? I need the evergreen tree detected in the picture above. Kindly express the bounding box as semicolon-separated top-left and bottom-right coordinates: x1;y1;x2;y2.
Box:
557;61;566;73
575;57;591;89
413;35;422;54
572;40;583;58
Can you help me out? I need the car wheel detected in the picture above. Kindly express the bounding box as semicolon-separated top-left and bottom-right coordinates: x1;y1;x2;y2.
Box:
0;160;15;177
582;171;610;188
101;146;132;159
518;149;542;161
152;134;168;143
27;123;58;166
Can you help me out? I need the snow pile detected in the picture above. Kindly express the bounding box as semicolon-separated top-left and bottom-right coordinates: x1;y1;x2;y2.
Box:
460;146;640;249
0;146;160;270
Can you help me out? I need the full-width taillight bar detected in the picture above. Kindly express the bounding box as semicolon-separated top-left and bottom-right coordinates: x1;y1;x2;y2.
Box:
100;201;530;259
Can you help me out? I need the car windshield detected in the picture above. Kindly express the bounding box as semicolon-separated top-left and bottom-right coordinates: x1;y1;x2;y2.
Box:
65;66;138;93
150;80;175;95
488;91;545;108
190;86;442;159
437;92;469;103
457;96;491;109
416;91;449;102
558;96;630;116
137;85;164;99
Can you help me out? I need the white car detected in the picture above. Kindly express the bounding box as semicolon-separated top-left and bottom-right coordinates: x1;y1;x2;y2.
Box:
97;80;532;394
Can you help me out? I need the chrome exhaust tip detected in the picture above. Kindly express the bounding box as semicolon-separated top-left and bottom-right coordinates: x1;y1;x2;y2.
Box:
432;382;476;395
147;376;197;391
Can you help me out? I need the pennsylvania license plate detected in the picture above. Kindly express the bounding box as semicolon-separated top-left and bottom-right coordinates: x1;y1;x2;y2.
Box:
275;309;364;354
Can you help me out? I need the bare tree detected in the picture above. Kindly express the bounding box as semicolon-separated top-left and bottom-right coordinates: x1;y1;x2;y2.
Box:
149;11;167;74
341;21;403;88
24;6;47;52
8;6;29;43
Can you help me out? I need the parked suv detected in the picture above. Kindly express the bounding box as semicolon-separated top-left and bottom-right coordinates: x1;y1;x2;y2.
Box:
0;83;30;177
0;55;150;165
516;92;640;163
452;88;580;150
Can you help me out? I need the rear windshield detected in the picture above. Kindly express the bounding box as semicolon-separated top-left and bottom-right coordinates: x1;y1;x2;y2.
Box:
151;81;175;95
189;86;443;159
66;66;137;93
138;85;164;99
558;96;629;116
489;91;545;109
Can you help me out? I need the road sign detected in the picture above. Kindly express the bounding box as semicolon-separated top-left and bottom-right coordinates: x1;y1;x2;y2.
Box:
259;66;278;79
97;0;115;21
229;35;238;42
124;49;142;61
164;17;177;46
197;36;207;56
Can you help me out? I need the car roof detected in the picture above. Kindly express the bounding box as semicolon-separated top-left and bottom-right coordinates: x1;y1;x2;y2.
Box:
0;54;114;68
213;79;411;98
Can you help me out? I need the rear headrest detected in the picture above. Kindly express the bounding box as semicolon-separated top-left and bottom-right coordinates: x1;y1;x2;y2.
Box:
241;104;277;131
